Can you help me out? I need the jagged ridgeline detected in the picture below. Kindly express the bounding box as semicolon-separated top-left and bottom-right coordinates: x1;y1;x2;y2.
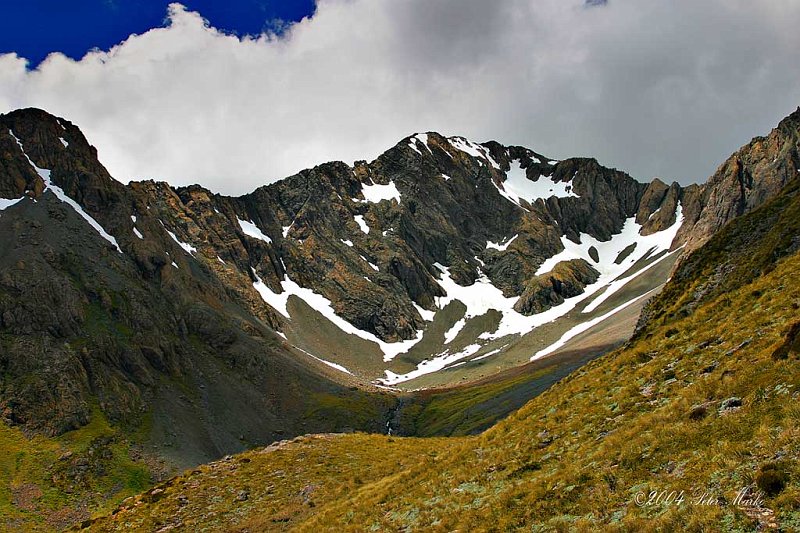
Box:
86;113;800;531
0;106;798;529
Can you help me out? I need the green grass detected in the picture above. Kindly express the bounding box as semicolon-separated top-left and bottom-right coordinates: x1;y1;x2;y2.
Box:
0;404;154;531
295;225;800;531
303;392;389;430
82;301;133;341
83;434;453;532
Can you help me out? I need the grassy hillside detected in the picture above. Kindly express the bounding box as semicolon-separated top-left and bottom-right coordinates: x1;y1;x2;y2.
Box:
85;178;800;531
0;406;160;531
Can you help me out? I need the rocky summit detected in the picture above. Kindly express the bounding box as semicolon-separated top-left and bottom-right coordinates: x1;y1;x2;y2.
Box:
0;106;799;530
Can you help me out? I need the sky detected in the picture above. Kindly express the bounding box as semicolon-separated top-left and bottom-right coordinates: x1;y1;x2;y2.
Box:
1;0;799;195
0;1;316;66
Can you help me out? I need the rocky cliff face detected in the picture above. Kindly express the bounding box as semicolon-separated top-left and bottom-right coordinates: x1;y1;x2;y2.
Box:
676;107;800;252
0;106;796;460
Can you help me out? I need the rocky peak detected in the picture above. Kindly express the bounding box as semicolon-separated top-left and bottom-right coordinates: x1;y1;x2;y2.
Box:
676;106;800;252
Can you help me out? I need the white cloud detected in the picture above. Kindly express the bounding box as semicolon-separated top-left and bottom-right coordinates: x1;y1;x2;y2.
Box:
1;1;799;194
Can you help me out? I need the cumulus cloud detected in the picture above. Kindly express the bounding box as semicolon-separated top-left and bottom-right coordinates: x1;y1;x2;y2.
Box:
1;0;798;194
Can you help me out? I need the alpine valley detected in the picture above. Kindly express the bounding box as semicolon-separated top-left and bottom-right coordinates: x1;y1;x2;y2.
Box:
0;106;798;531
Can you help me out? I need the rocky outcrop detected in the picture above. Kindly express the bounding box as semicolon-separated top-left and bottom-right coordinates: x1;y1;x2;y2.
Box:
514;259;600;315
637;180;682;235
675;106;800;252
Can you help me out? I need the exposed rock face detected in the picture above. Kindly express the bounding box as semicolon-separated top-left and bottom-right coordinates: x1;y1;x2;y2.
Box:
676;107;800;252
637;180;682;236
0;106;796;459
514;259;600;315
222;134;657;340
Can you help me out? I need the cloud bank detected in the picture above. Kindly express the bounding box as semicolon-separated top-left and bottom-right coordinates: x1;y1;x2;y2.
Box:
1;1;798;194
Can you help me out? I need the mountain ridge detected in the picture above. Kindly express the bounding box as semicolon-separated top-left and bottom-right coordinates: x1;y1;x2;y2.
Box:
0;105;798;530
2;106;797;396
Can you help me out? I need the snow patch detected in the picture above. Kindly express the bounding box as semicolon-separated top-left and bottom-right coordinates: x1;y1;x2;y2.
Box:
486;234;518;251
251;268;424;362
533;204;684;315
471;346;505;362
407;134;430;155
360;181;401;204
238;217;272;244
164;227;197;255
354;214;370;234
448;137;501;169
59;137;68;148
9;129;122;253
443;318;466;344
360;255;379;271
538;204;682;277
386;210;684;383
382;343;482;385
291;345;353;375
0;197;24;211
493;160;578;208
532;289;657;360
133;227;144;239
413;302;436;322
341;239;354;247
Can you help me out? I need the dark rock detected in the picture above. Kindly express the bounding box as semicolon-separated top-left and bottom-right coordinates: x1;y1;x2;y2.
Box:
725;338;752;356
676;107;800;252
771;321;800;360
701;362;718;374
514;259;599;315
755;463;789;496
688;403;710;421
719;397;743;412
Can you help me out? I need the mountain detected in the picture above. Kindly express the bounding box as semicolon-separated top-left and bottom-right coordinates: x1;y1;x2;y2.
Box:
83;115;800;532
0;106;798;530
0;109;397;468
676;107;800;252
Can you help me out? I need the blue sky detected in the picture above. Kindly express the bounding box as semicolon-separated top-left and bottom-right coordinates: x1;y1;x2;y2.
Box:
0;0;316;66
